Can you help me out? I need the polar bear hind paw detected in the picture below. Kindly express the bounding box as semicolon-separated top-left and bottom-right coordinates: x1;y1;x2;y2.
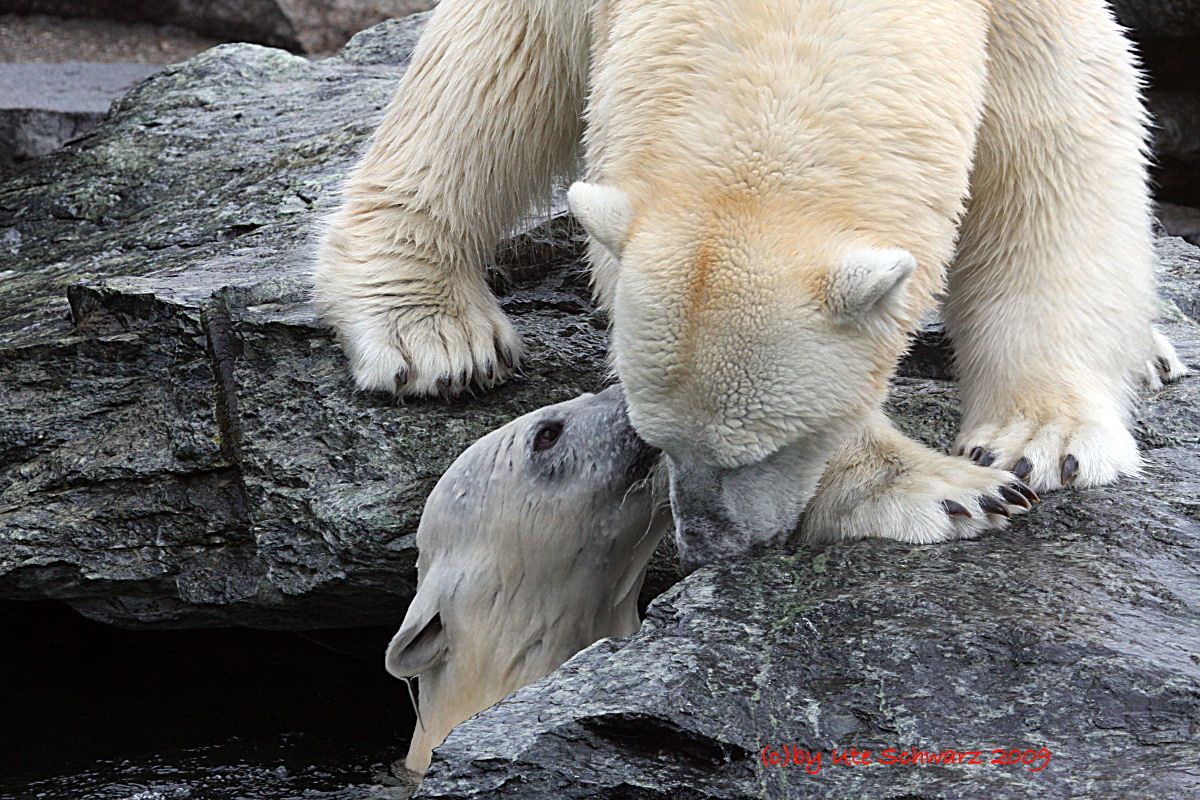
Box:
955;415;1140;494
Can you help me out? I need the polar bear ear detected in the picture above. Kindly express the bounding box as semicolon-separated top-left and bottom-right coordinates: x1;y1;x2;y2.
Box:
568;182;633;257
385;607;446;678
826;247;916;321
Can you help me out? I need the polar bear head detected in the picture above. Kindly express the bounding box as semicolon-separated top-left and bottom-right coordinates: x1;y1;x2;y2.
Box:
570;182;917;572
385;386;667;773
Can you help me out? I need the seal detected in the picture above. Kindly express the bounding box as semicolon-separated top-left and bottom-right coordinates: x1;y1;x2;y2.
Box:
385;385;669;774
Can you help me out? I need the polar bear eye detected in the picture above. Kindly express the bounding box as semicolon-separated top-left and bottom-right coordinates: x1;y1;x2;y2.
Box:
532;421;564;452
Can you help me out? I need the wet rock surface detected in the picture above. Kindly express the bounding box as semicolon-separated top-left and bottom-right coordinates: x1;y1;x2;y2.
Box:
2;11;1199;800
418;268;1200;799
0;14;612;630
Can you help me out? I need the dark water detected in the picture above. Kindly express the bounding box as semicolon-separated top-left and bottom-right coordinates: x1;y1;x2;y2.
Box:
0;602;419;800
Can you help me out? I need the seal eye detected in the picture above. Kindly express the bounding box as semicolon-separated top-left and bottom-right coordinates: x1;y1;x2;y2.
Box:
533;421;564;452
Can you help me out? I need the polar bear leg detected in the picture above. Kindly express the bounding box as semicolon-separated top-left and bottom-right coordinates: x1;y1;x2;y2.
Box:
944;1;1158;492
314;0;591;397
800;410;1035;545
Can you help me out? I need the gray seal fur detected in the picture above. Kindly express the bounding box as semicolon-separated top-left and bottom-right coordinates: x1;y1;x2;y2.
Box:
385;385;668;773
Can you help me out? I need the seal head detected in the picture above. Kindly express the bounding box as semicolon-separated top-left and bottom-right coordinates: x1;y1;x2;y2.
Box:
386;385;667;773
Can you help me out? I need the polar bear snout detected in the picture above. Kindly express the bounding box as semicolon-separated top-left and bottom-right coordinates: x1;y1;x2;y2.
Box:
666;433;837;572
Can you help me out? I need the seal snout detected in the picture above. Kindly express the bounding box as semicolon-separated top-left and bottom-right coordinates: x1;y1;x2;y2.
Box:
628;429;662;479
593;384;662;479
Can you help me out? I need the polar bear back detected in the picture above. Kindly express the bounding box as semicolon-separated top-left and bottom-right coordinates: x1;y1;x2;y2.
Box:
585;0;994;325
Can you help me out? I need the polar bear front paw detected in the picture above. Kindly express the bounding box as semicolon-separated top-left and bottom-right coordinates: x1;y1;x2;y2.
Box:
954;413;1139;494
322;281;523;399
801;431;1037;546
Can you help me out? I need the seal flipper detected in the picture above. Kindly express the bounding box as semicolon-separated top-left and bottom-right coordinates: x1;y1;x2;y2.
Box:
386;604;447;679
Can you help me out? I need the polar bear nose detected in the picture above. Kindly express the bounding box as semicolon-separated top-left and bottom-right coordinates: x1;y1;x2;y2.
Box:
666;453;813;571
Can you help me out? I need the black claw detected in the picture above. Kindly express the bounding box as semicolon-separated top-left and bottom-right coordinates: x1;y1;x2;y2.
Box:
999;485;1032;510
978;495;1011;518
943;499;973;519
978;451;996;467
459;368;470;388
1061;454;1080;486
494;336;513;370
1157;356;1171;376
1012;480;1040;503
394;367;408;390
1012;457;1033;482
969;446;984;462
486;362;495;382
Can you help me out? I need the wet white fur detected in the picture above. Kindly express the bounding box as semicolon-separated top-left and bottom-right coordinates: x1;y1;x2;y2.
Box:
314;2;590;396
317;0;1185;549
571;0;1181;550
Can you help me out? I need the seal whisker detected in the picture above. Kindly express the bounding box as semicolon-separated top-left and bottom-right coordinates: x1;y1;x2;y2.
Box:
401;675;425;734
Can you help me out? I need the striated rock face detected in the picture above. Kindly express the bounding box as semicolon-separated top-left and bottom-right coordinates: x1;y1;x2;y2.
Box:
416;248;1200;798
0;15;612;629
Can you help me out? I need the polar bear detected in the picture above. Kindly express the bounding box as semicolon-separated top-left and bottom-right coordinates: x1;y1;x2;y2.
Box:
385;386;668;773
315;0;1187;569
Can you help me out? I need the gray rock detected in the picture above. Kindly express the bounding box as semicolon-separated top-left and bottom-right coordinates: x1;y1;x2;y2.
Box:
0;64;160;116
0;63;160;167
1149;91;1200;207
1159;201;1200;246
417;250;1200;798
266;0;437;53
4;13;1200;797
1156;234;1200;323
3;1;435;53
0;14;612;630
1111;0;1200;39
